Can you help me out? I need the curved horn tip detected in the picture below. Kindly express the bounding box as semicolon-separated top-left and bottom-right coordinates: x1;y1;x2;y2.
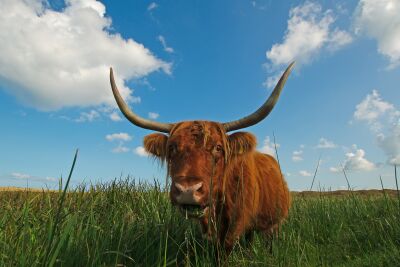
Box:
287;61;295;72
221;61;295;132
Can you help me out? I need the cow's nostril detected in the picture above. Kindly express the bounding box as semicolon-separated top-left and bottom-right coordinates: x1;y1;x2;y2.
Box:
174;182;203;193
196;183;203;193
192;182;202;191
174;182;185;193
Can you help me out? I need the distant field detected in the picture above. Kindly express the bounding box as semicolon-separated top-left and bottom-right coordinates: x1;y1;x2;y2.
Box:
0;181;399;266
0;186;51;192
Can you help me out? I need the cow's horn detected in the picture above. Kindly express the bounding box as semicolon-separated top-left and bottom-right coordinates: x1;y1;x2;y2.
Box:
222;62;295;132
110;68;173;133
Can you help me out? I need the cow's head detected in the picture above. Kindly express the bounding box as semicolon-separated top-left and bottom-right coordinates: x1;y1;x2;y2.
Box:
109;62;294;217
143;121;258;217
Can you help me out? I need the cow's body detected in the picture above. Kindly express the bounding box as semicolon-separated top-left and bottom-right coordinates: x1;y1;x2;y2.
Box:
210;150;290;249
144;121;290;251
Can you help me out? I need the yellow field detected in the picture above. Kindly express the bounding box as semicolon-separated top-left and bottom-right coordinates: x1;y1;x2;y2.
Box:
0;186;49;192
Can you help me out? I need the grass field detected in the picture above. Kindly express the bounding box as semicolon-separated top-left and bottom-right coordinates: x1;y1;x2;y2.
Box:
0;179;399;266
0;153;398;266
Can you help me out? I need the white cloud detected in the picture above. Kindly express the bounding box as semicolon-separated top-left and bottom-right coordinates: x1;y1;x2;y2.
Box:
158;35;174;53
11;172;31;179
112;144;130;153
106;132;133;154
106;132;132;142
266;2;352;66
0;0;170;111
354;90;397;131
354;0;400;68
354;90;400;165
329;166;341;173
292;150;303;162
45;176;57;182
105;132;133;153
134;146;149;157
316;137;337;149
10;172;57;182
147;2;158;11
377;127;400;165
109;111;122;122
265;1;352;87
299;170;312;177
250;1;266;10
341;145;376;171
75;110;100;122
259;136;280;157
148;112;159;119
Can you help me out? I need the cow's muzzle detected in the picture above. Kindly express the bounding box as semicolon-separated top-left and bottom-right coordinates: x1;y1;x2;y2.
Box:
172;182;209;218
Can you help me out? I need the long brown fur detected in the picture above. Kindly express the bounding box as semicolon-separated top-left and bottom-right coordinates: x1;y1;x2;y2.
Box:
144;121;290;252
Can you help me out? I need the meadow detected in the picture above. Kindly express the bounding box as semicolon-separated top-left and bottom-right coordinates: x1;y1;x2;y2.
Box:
0;155;399;266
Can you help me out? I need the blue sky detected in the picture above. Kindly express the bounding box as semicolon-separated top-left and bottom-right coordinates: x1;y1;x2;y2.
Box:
0;0;399;190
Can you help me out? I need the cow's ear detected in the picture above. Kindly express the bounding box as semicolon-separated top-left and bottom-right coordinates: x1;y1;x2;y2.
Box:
228;132;256;156
144;133;168;159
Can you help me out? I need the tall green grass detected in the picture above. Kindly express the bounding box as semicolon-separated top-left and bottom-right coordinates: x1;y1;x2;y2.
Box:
0;152;399;266
0;180;399;266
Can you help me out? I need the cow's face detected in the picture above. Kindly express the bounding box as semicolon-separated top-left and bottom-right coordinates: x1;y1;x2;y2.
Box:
144;121;256;218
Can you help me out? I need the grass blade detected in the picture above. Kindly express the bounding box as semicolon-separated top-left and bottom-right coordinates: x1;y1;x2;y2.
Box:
43;149;78;266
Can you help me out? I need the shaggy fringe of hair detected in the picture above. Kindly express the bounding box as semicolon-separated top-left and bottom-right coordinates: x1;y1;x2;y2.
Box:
144;121;257;179
227;132;257;159
143;133;168;166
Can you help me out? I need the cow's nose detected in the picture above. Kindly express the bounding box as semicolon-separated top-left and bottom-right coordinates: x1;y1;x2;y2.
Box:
174;182;203;205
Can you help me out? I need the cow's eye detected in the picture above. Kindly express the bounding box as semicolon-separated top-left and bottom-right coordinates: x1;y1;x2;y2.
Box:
215;145;223;153
168;144;177;155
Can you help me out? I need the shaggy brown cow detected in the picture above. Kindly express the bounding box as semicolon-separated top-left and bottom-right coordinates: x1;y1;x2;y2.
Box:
109;62;294;252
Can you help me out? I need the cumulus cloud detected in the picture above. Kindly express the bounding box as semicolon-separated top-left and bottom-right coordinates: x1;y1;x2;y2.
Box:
11;172;31;179
377;127;400;165
134;146;149;157
112;144;130;153
354;90;397;132
353;90;399;165
147;2;158;11
158;35;174;53
292;150;303;162
10;172;57;182
299;170;312;177
106;132;133;153
316;137;337;149
0;0;170;111
148;112;159;119
354;0;400;68
109;111;122;122
329;166;341;173
75;110;100;122
344;146;375;171
332;145;375;172
259;136;280;157
106;133;132;142
264;1;352;87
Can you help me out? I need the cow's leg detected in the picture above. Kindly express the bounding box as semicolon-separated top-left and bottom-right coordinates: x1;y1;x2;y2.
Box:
221;220;247;254
260;223;280;253
244;230;254;245
199;217;212;240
